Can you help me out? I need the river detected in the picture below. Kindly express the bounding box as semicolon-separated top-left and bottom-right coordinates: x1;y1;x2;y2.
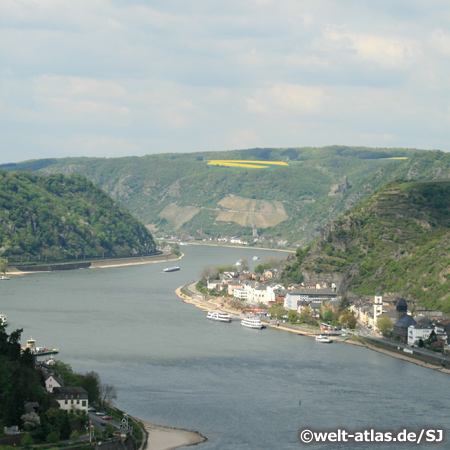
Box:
2;245;449;449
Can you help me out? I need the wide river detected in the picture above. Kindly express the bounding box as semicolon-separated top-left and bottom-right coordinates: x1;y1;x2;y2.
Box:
2;245;449;449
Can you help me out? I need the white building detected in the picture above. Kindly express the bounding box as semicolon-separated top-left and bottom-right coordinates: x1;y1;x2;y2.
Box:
284;288;338;311
407;324;434;346
53;387;89;412
45;374;64;393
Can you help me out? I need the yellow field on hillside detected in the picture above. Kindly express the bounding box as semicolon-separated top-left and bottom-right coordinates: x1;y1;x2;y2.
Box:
216;196;288;228
379;157;409;160
207;160;289;168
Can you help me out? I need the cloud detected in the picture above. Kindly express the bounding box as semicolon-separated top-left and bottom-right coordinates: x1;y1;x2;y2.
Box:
246;83;325;115
1;0;450;163
319;26;422;70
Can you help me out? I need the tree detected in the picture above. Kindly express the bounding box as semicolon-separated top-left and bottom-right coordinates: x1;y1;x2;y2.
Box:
339;313;357;329
100;384;117;406
322;308;334;324
287;309;299;324
268;304;286;320
240;257;249;272
21;433;34;447
21;412;41;430
376;314;393;336
199;266;219;284
0;258;8;275
299;306;316;325
80;371;101;404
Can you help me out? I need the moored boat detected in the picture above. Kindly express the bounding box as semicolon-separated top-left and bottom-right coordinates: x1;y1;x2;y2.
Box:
163;266;180;272
315;335;333;343
0;314;6;326
241;316;265;329
207;311;232;322
0;276;10;280
22;337;59;356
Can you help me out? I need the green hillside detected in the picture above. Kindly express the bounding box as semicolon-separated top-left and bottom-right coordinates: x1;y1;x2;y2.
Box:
285;180;450;312
1;146;433;247
0;170;156;263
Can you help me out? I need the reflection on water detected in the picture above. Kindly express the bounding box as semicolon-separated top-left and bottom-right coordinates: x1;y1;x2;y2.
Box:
2;245;449;449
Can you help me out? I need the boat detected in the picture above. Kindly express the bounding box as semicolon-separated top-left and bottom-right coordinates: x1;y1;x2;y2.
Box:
252;256;259;261
241;316;265;329
0;276;10;280
235;260;242;266
0;314;6;326
207;311;232;322
163;266;180;272
22;337;59;356
315;335;333;343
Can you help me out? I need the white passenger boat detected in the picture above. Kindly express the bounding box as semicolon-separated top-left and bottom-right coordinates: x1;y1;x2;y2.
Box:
241;316;265;329
0;276;10;280
207;311;232;322
315;335;333;343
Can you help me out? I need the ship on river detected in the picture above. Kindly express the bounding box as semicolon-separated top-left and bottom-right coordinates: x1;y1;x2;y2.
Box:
23;337;59;356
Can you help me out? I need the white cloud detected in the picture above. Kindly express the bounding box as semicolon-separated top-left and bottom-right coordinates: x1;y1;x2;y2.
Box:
1;0;450;162
246;83;325;115
320;27;422;70
429;30;450;56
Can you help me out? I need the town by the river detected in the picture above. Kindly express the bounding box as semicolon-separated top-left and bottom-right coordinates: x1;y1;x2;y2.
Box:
2;245;450;449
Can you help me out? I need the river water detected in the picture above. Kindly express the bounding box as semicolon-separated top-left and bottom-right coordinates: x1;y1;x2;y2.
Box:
2;245;449;449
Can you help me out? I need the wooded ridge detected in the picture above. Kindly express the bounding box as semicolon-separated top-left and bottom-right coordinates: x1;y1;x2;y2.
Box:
284;180;450;313
0;170;156;263
4;145;448;247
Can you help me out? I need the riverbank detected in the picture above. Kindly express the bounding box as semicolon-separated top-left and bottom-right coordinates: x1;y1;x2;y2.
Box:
142;422;206;450
347;338;450;375
175;284;450;375
5;252;183;275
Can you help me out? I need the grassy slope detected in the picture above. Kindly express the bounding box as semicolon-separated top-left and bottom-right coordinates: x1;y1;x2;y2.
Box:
295;180;450;312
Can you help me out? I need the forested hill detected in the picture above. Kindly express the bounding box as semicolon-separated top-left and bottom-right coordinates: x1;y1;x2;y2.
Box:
0;170;156;263
1;146;437;247
284;181;450;313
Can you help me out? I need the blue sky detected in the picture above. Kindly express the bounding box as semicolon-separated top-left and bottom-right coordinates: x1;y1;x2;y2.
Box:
1;0;450;164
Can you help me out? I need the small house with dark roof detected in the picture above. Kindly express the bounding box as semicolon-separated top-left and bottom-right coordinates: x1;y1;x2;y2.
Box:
53;387;88;412
45;373;65;393
393;298;416;343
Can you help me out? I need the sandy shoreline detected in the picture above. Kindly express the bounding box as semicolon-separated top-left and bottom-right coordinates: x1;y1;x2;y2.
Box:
142;422;206;450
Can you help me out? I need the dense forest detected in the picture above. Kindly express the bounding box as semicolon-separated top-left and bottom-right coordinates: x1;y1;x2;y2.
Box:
0;325;108;444
0;170;156;263
1;146;437;247
284;180;450;312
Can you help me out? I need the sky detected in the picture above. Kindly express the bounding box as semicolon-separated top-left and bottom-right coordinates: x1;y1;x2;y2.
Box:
1;0;450;164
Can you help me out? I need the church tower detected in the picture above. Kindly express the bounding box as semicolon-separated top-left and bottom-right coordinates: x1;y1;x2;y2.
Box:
396;298;408;321
373;293;383;321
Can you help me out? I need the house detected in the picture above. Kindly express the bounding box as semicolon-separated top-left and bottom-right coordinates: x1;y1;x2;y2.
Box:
53;387;89;412
284;288;338;311
45;373;65;393
352;294;384;329
407;324;434;346
263;269;277;279
435;319;450;345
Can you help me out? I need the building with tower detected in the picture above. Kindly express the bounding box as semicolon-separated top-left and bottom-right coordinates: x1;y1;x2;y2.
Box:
373;293;383;324
392;298;416;343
